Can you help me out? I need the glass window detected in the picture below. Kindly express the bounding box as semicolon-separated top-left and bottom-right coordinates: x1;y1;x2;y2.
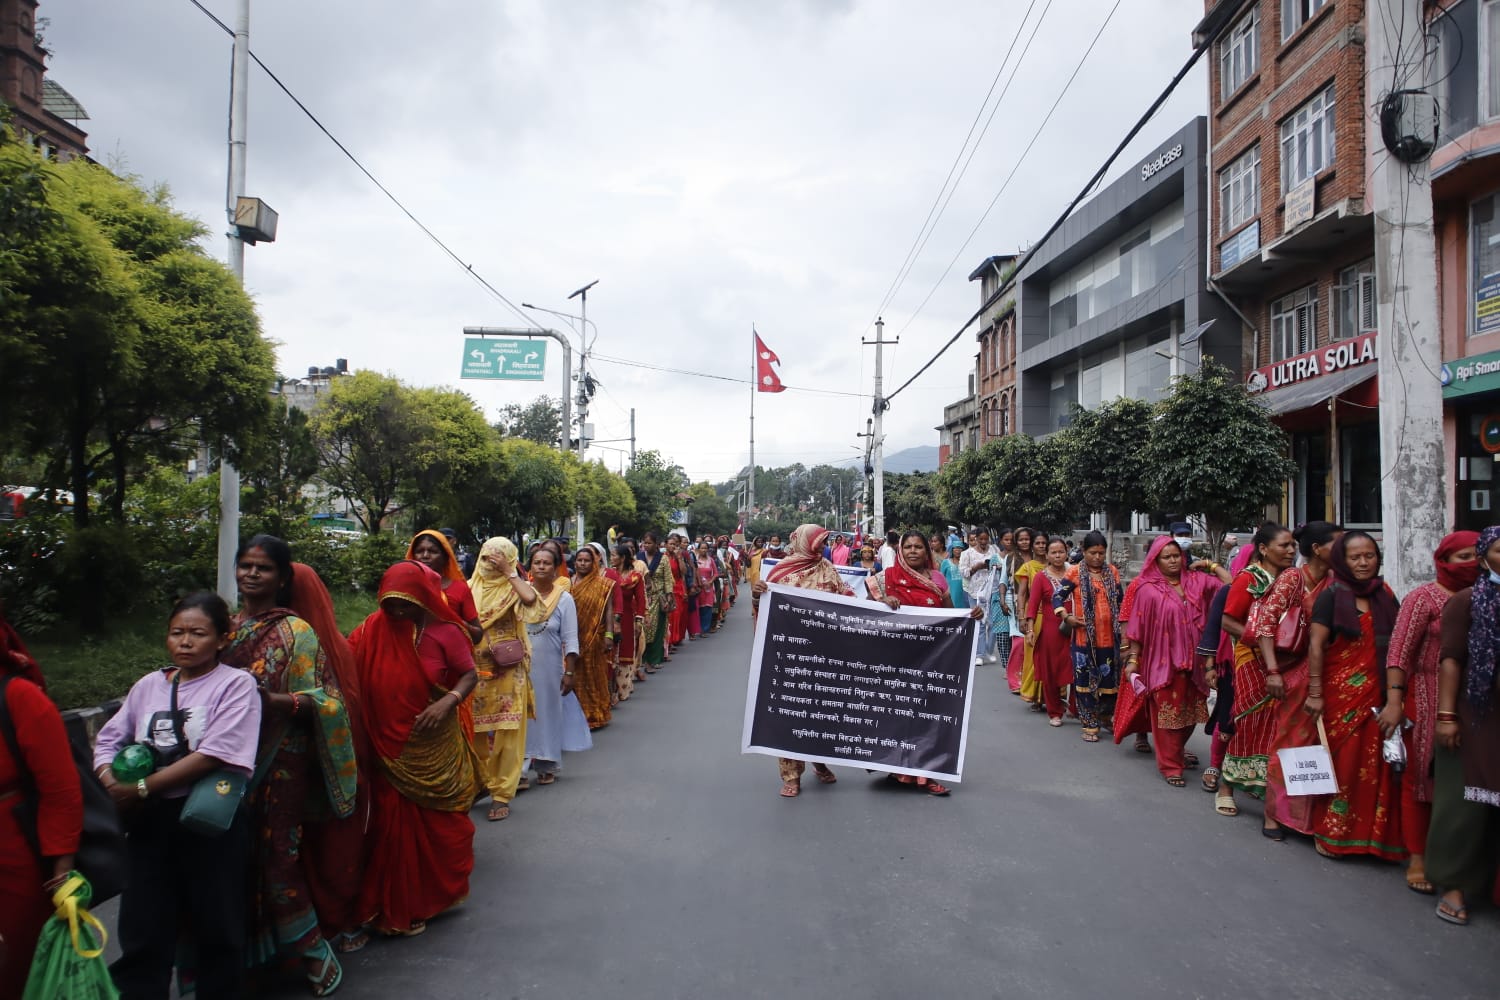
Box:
1333;260;1377;339
1125;333;1171;402
1282;0;1329;39
1046;202;1186;337
1280;84;1336;191
1474;191;1500;337
1489;0;1500;120
1340;425;1382;526
1048;370;1079;432
1219;145;1260;234
1271;285;1318;361
1434;0;1479;141
1079;358;1104;410
1220;5;1259;99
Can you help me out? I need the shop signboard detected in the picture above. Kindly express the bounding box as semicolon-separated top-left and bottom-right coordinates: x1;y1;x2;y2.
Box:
1219;221;1260;271
1442;346;1500;400
1245;330;1378;395
1284;178;1316;230
459;337;547;380
1478;271;1500;336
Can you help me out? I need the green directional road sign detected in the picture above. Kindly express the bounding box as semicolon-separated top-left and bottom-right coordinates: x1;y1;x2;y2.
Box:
460;337;547;380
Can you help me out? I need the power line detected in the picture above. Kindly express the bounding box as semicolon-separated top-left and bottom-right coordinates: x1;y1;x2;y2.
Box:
891;0;1121;342
589;353;869;398
864;0;1047;331
886;0;1225;403
185;0;533;328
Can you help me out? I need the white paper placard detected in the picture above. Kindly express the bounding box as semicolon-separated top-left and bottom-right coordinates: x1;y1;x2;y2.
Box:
1276;744;1339;796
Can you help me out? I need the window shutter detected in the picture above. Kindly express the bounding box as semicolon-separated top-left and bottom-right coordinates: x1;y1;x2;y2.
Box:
1360;272;1377;333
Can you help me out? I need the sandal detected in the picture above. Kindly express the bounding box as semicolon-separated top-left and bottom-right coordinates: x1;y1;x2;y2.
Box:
813;766;837;784
535;772;557;786
1081;730;1100;743
1164;775;1187;787
780;780;801;798
923;780;951;796
306;946;342;997
1201;767;1220;792
1214;792;1238;817
1406;864;1434;895
334;929;370;954
1049;717;1063;727
1183;752;1199;769
1436;896;1469;926
516;776;530;792
1134;736;1152;754
1315;842;1339;859
487;802;510;822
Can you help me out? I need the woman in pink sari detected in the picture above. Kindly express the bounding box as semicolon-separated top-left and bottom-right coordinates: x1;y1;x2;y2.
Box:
754;524;854;797
1124;536;1230;786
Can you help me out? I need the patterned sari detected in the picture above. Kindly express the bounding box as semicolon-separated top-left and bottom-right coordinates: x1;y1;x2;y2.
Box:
225;591;358;966
610;565;645;698
643;548;674;666
570;567;617;729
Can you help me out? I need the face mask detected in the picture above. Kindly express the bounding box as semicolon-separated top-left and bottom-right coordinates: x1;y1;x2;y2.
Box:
1488;569;1500;586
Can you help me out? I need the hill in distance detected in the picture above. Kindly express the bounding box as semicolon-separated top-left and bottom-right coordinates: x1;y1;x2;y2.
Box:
842;445;939;475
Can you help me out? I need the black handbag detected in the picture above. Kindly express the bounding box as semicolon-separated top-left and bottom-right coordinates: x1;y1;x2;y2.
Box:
0;676;129;903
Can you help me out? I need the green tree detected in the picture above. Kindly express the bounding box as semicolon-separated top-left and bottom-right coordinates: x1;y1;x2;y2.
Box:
686;481;737;538
404;385;496;528
1142;358;1296;551
240;396;319;536
441;435;570;541
496;395;563;445
936;435;1082;533
308;371;422;533
1057;396;1154;536
624;449;688;534
883;471;944;533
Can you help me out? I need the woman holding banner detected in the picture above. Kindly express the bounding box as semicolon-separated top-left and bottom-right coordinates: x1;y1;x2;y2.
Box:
754;524;853;798
867;531;985;796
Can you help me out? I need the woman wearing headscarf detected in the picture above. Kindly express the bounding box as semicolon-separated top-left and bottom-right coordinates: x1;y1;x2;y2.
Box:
1008;529;1045;697
668;534;694;646
224;536;360;989
1384;531;1479;894
1214;523;1298;817
571;543;618;729
469;538;537;822
867;530;984;795
641;532;676;669
1253;521;1341;841
1123;536;1230;786
1428;526;1500;925
351;561;480;937
406;529;482;643
522;545;593;784
1195;530;1268;800
0;605;82;999
755;524;854;797
1024;538;1076;726
1056;531;1124;743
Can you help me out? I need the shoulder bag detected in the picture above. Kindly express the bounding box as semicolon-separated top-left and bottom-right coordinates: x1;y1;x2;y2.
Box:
0;676;129;902
1273;583;1310;658
478;628;527;670
169;672;283;837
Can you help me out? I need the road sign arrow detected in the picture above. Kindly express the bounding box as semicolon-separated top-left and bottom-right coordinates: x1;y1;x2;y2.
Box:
470;349;485;361
525;351;539;363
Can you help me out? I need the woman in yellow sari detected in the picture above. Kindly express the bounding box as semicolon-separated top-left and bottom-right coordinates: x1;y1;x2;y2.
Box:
1012;530;1048;702
468;538;536;823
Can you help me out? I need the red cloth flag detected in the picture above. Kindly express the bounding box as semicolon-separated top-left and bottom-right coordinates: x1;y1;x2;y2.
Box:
754;332;786;393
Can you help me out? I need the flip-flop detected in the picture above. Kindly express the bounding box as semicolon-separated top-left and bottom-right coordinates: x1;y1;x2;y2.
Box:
535;772;557;786
1201;767;1220;792
1215;792;1238;817
1407;873;1434;895
1183;752;1200;769
334;929;370;955
487;803;510;822
1134;739;1152;754
780;781;801;798
306;947;343;997
1164;775;1187;787
813;768;837;784
1436;898;1469;926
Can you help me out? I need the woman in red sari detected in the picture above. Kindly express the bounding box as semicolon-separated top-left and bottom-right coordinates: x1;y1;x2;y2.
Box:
867;531;984;796
1250;520;1339;840
1123;536;1230;786
351;560;481;937
1267;530;1405;859
1024;538;1075;726
1383;531;1479;893
668;535;691;647
755;524;854;797
609;544;646;695
0;606;82;1000
407;530;482;643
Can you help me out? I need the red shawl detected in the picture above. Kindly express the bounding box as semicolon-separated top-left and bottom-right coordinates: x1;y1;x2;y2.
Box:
0;608;45;691
766;524;829;584
880;541;948;607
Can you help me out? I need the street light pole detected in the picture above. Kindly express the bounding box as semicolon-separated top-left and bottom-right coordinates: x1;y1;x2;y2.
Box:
567;280;598;545
216;0;251;602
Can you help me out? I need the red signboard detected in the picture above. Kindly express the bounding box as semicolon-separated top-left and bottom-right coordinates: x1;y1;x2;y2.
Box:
1245;331;1378;394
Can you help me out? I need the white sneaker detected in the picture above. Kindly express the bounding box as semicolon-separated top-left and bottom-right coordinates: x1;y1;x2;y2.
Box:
974;657;985;667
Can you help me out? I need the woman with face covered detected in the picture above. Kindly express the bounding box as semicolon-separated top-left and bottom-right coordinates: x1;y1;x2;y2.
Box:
469;538;537;822
350;561;480;937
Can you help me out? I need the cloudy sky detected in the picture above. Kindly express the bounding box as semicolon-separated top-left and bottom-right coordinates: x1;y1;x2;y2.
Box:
44;0;1208;483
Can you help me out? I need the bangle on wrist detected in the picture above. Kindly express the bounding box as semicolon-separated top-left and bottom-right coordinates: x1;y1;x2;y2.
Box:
564;670;575;677
136;778;149;800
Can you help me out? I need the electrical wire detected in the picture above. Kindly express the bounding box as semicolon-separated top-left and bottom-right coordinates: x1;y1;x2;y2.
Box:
885;0;1224;403
186;0;534;328
864;0;1048;332
589;353;869;398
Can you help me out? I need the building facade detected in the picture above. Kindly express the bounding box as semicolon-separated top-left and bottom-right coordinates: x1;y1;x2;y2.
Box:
1430;0;1500;530
1196;0;1383;530
1014;117;1238;437
935;372;981;466
971;253;1020;442
0;0;87;159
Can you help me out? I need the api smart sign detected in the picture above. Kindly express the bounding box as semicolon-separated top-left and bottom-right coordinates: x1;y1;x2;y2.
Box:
460;337;547;381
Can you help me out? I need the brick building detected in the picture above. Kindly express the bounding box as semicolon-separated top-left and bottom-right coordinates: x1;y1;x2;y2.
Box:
1429;0;1500;530
1194;0;1382;529
970;253;1020;441
0;0;87;159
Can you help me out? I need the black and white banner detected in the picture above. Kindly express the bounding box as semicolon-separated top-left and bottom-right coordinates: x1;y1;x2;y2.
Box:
742;584;978;781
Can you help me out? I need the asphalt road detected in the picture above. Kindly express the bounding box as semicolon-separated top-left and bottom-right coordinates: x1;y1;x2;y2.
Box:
109;602;1497;999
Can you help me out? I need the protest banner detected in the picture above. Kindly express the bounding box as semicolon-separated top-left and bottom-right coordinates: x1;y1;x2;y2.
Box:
742;584;978;781
761;558;869;597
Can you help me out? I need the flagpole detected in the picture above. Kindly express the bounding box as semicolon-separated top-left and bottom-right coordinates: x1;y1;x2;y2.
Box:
748;325;756;523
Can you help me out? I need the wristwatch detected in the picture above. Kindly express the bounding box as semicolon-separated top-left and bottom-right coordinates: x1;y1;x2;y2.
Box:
136;778;149;800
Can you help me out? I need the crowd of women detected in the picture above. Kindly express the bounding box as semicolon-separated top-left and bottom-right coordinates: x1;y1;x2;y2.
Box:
0;527;740;999
936;519;1500;928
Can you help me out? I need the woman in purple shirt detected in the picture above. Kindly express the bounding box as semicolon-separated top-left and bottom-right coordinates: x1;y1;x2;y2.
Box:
93;592;262;1000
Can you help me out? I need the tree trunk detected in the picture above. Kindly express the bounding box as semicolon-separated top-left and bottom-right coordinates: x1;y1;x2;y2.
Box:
69;358;90;530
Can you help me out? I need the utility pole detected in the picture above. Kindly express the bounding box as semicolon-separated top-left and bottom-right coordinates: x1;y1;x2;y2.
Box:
629;407;636;464
748;327;756;524
216;0;251;602
863;318;897;538
568;280;598;544
1368;0;1445;595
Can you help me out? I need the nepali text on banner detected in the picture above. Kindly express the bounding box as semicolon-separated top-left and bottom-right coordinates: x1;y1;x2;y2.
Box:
741;585;978;782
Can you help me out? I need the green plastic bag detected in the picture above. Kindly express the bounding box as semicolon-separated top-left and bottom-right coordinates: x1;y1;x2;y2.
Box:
22;873;119;1000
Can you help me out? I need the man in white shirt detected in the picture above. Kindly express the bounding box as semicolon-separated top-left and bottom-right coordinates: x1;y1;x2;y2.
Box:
877;530;899;571
960;528;999;663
